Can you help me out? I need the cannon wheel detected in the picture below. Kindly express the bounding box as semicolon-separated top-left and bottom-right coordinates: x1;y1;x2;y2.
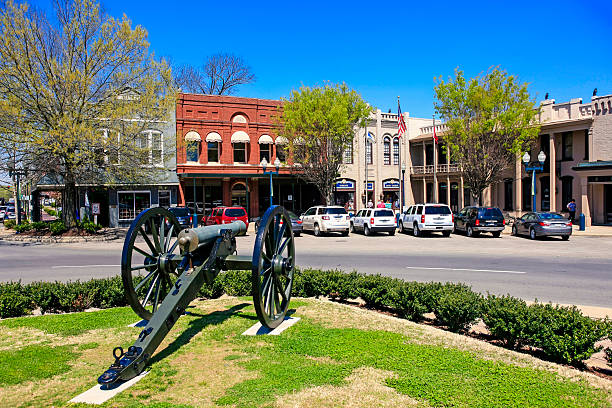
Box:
121;207;183;321
252;206;295;329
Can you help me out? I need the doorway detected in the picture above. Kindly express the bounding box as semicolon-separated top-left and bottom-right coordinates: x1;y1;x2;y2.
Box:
605;184;612;224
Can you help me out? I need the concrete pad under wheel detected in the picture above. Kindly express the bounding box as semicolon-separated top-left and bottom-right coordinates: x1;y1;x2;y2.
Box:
242;316;300;336
69;371;149;405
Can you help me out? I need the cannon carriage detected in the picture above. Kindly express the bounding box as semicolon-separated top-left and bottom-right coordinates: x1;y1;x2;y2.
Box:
97;205;296;386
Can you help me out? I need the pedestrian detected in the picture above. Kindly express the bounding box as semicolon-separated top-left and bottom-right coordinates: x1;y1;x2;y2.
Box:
567;198;576;222
377;199;385;208
367;199;373;208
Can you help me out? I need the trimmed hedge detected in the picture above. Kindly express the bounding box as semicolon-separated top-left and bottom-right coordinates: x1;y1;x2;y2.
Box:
0;269;610;366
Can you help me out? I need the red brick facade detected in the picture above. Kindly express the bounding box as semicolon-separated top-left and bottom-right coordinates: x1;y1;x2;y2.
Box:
176;94;316;218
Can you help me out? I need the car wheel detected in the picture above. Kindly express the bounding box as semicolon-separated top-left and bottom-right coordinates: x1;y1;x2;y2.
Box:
466;226;474;237
529;227;537;240
413;223;420;237
294;232;301;237
341;229;349;237
491;231;501;238
512;225;518;236
314;223;321;237
398;221;404;233
350;222;354;233
364;225;371;236
562;235;569;241
442;231;451;237
389;229;396;236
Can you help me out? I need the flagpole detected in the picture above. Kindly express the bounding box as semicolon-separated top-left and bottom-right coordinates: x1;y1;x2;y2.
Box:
364;125;368;208
397;96;402;213
433;114;438;203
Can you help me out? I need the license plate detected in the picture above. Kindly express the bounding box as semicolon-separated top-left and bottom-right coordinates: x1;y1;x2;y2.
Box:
335;216;342;219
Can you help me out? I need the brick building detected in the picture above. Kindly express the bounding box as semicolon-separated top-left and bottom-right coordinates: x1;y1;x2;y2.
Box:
175;94;319;219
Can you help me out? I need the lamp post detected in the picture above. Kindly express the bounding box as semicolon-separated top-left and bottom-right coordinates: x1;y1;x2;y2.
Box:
261;157;281;206
522;151;547;212
401;162;406;212
8;165;28;225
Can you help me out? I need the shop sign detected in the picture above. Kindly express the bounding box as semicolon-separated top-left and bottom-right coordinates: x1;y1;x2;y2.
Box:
365;182;373;191
92;203;101;215
588;176;612;183
335;180;355;190
383;180;400;190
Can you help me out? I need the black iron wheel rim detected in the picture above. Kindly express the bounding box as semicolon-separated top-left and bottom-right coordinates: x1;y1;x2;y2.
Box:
252;206;295;329
121;207;183;320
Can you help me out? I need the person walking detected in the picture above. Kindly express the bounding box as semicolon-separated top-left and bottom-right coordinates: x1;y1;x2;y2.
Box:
367;199;374;208
567;198;576;222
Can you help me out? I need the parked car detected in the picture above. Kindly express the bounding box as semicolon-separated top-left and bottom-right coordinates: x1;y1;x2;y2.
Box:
300;206;350;236
166;207;193;231
454;206;505;238
254;210;303;237
512;212;572;240
206;206;249;231
350;208;396;236
3;206;16;221
398;203;453;237
0;206;6;222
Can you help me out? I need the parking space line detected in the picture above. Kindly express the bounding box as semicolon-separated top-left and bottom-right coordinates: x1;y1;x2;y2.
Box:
405;266;526;274
51;265;120;269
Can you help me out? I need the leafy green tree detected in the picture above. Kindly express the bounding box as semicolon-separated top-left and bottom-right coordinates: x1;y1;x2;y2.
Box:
434;68;540;204
0;0;175;227
279;83;371;204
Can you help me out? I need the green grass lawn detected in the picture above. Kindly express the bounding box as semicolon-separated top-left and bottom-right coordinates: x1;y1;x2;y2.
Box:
0;298;609;407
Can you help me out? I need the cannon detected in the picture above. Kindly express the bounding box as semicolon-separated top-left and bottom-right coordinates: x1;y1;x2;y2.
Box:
97;205;295;386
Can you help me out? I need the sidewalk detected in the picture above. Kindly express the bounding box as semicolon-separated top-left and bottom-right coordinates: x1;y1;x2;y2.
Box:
0;225;127;244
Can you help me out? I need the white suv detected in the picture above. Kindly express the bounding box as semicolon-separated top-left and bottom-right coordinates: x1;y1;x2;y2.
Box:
351;208;396;236
300;206;350;236
399;203;453;237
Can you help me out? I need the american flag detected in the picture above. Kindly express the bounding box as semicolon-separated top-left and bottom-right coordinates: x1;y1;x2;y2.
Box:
433;124;438;144
397;101;407;137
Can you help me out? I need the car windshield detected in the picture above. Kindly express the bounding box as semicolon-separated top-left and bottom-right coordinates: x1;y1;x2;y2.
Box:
539;212;564;220
374;210;394;217
425;206;451;215
478;208;503;218
169;208;190;217
325;208;347;215
287;211;298;219
225;208;246;217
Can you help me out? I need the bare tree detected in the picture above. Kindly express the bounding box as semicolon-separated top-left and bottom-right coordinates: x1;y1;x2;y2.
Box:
174;53;255;95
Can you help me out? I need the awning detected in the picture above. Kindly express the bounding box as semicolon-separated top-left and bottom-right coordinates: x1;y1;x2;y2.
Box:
184;131;201;142
231;130;250;143
206;132;222;143
258;134;274;144
275;136;288;145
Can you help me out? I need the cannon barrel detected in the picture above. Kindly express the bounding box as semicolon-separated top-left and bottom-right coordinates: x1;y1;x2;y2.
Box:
178;221;246;252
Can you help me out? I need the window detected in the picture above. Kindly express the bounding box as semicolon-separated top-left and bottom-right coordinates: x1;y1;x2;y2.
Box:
186;141;199;162
151;131;163;165
136;133;149;165
158;190;170;208
207;142;219;162
343;144;353;164
233;142;247;163
225;208;246;217
118;192;150;221
365;141;373;164
383;137;391;165
584;129;589;160
325;207;347;214
504;179;513;210
259;143;270;162
374;209;394;217
393;138;399;165
276;144;287;162
562;132;573;160
561;176;573;210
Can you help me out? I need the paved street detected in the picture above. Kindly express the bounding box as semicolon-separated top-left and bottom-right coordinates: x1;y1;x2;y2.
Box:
1;231;611;308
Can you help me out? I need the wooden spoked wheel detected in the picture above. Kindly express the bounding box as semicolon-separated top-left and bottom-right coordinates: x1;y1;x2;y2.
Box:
252;206;295;329
121;207;184;320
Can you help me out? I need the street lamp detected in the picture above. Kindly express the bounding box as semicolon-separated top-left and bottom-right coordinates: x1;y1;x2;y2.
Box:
261;157;281;206
401;162;406;212
522;151;547;212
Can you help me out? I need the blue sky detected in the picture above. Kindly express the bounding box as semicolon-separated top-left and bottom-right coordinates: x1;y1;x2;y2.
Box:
38;0;612;118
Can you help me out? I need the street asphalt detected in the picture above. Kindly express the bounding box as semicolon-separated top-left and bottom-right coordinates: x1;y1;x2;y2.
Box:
1;230;610;308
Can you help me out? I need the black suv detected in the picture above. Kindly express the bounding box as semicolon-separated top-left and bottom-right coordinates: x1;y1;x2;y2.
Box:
454;206;505;238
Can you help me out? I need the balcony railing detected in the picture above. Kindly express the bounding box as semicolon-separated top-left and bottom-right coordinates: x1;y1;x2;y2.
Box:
410;163;461;175
419;123;448;135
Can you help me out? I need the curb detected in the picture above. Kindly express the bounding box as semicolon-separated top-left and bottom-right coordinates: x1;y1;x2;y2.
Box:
0;234;121;244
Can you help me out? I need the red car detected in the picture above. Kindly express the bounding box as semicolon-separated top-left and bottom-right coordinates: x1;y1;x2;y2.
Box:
206;206;249;230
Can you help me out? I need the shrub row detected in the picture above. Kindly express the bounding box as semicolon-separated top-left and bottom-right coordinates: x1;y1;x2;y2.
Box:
5;219;101;234
1;269;610;365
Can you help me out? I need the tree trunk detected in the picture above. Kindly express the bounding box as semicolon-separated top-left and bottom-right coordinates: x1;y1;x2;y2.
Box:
63;173;78;228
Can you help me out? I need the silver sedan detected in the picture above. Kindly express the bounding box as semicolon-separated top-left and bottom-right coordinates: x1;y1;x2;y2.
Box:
512;212;572;240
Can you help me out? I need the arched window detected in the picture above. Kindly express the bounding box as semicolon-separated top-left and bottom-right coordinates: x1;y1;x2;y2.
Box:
258;134;273;162
206;132;222;163
231;183;247;207
231;113;248;124
392;137;399;165
383;136;391;165
184;131;201;163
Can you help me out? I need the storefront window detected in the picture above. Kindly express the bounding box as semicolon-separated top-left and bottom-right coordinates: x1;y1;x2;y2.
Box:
158;190;170;208
234;143;247;163
119;192;150;221
231;183;247;207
